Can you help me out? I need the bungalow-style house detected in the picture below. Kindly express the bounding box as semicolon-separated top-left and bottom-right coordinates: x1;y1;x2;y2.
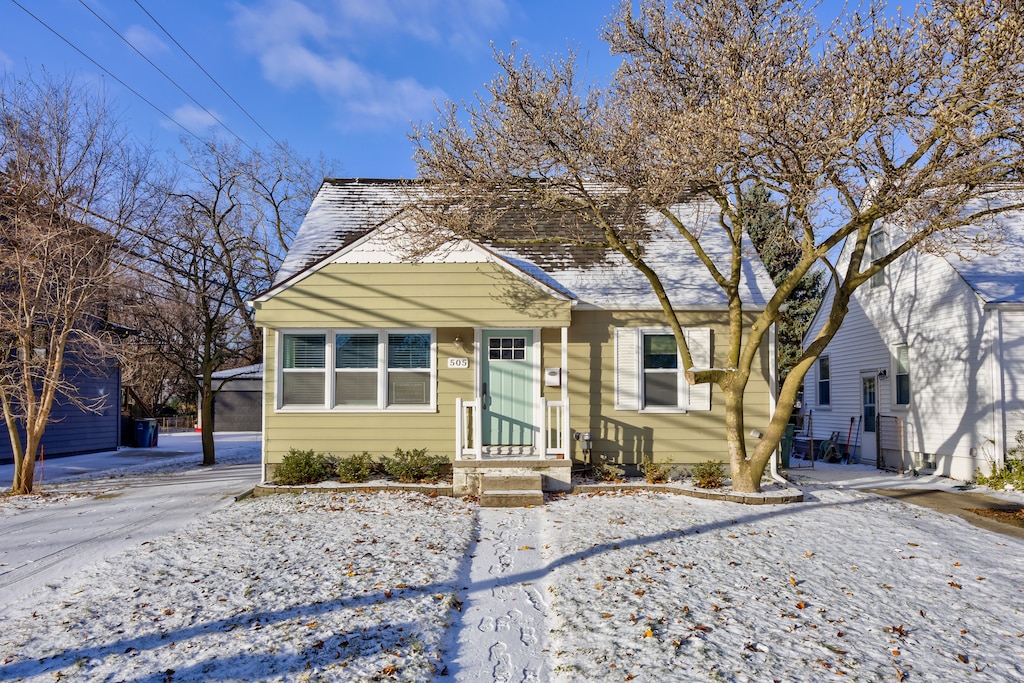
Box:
802;199;1024;481
251;179;777;493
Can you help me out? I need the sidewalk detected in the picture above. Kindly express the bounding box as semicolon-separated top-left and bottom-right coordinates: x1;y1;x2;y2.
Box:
784;459;972;491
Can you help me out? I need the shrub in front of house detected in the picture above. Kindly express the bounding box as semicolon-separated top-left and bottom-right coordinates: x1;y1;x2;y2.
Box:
976;430;1024;490
381;447;448;483
640;456;672;484
334;452;378;483
590;456;624;482
690;460;726;489
273;448;336;485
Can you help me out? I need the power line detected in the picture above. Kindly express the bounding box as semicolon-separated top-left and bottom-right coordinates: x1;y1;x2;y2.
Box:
76;0;259;156
7;0;213;153
132;0;286;152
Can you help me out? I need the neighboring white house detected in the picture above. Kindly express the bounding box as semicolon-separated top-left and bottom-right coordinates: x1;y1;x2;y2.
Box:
802;199;1024;481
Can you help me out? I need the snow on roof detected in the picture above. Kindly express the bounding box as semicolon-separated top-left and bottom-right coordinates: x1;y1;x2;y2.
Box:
274;179;775;309
209;363;263;380
942;202;1024;305
274;179;411;286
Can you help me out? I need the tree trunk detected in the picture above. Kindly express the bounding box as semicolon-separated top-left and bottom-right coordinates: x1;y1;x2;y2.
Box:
200;383;216;466
12;436;39;495
723;380;762;493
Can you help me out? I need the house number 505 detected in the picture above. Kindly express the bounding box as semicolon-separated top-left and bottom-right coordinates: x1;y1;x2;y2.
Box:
448;358;470;369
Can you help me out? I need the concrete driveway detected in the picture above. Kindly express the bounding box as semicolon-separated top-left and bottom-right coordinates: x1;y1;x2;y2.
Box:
0;433;260;617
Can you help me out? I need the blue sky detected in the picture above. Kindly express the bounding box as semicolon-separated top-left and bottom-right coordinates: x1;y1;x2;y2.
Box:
2;0;622;177
3;1;853;179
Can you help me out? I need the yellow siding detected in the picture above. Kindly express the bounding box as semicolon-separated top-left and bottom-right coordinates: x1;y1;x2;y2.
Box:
262;309;773;469
543;310;772;465
255;262;571;328
262;328;473;464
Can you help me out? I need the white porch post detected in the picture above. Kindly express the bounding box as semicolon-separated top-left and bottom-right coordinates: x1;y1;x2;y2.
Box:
455;397;464;460
562;326;570;457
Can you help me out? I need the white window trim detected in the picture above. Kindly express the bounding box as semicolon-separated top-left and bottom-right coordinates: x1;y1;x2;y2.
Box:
893;343;911;410
614;326;712;413
868;231;887;289
816;355;832;409
276;328;436;413
638;327;688;414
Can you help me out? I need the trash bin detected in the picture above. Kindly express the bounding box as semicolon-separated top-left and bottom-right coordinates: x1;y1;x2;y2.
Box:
779;423;795;468
135;418;158;448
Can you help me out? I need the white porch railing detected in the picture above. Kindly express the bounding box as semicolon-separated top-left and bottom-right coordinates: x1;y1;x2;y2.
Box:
455;396;569;460
455;397;481;460
539;398;568;458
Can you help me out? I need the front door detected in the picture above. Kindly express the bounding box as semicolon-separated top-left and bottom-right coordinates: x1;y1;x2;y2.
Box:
860;374;877;465
481;330;535;446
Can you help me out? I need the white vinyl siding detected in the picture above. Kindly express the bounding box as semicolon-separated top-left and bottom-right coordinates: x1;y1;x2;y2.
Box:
614;327;712;412
804;225;1006;479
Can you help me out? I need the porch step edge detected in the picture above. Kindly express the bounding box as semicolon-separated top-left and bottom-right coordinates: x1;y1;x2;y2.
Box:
480;490;545;508
481;473;543;492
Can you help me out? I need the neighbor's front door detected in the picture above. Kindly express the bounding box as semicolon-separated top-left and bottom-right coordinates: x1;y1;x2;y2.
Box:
860;374;878;465
481;330;535;446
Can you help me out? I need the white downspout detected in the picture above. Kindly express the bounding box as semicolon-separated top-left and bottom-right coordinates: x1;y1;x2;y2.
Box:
767;321;789;485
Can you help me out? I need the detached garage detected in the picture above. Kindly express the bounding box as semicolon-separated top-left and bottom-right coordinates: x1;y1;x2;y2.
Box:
199;364;263;432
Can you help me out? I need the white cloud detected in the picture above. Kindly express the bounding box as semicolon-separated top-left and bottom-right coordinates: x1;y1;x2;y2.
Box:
231;0;505;129
162;104;221;132
123;25;169;56
0;50;12;70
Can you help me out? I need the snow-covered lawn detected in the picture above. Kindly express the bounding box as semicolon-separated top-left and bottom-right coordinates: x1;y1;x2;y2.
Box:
2;476;1024;682
0;491;476;682
542;488;1024;682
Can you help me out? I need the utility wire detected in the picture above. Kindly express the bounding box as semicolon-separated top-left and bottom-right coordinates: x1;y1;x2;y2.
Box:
132;0;286;152
76;0;259;156
7;0;214;154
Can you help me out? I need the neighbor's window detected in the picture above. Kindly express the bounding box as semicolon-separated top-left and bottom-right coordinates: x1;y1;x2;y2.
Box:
895;344;911;407
869;231;887;288
282;330;434;410
817;356;831;407
642;333;682;409
282;333;326;405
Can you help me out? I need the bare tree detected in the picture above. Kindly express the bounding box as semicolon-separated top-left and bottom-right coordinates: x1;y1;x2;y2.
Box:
410;0;1024;492
0;71;158;494
137;136;329;465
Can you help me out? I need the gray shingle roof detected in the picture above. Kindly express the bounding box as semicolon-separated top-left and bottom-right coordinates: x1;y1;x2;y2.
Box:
273;178;776;309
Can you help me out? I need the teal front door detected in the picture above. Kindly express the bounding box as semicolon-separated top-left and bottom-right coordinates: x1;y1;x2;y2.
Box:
481;330;535;446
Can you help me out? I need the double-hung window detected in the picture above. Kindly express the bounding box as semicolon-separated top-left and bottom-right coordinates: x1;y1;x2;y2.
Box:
280;330;434;410
869;231;887;288
614;327;712;412
894;344;911;407
642;333;683;408
281;333;327;405
817;356;831;407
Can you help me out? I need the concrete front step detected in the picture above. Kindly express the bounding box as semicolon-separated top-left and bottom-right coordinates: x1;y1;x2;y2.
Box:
481;472;542;492
480;489;545;508
480;472;544;507
452;459;572;497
